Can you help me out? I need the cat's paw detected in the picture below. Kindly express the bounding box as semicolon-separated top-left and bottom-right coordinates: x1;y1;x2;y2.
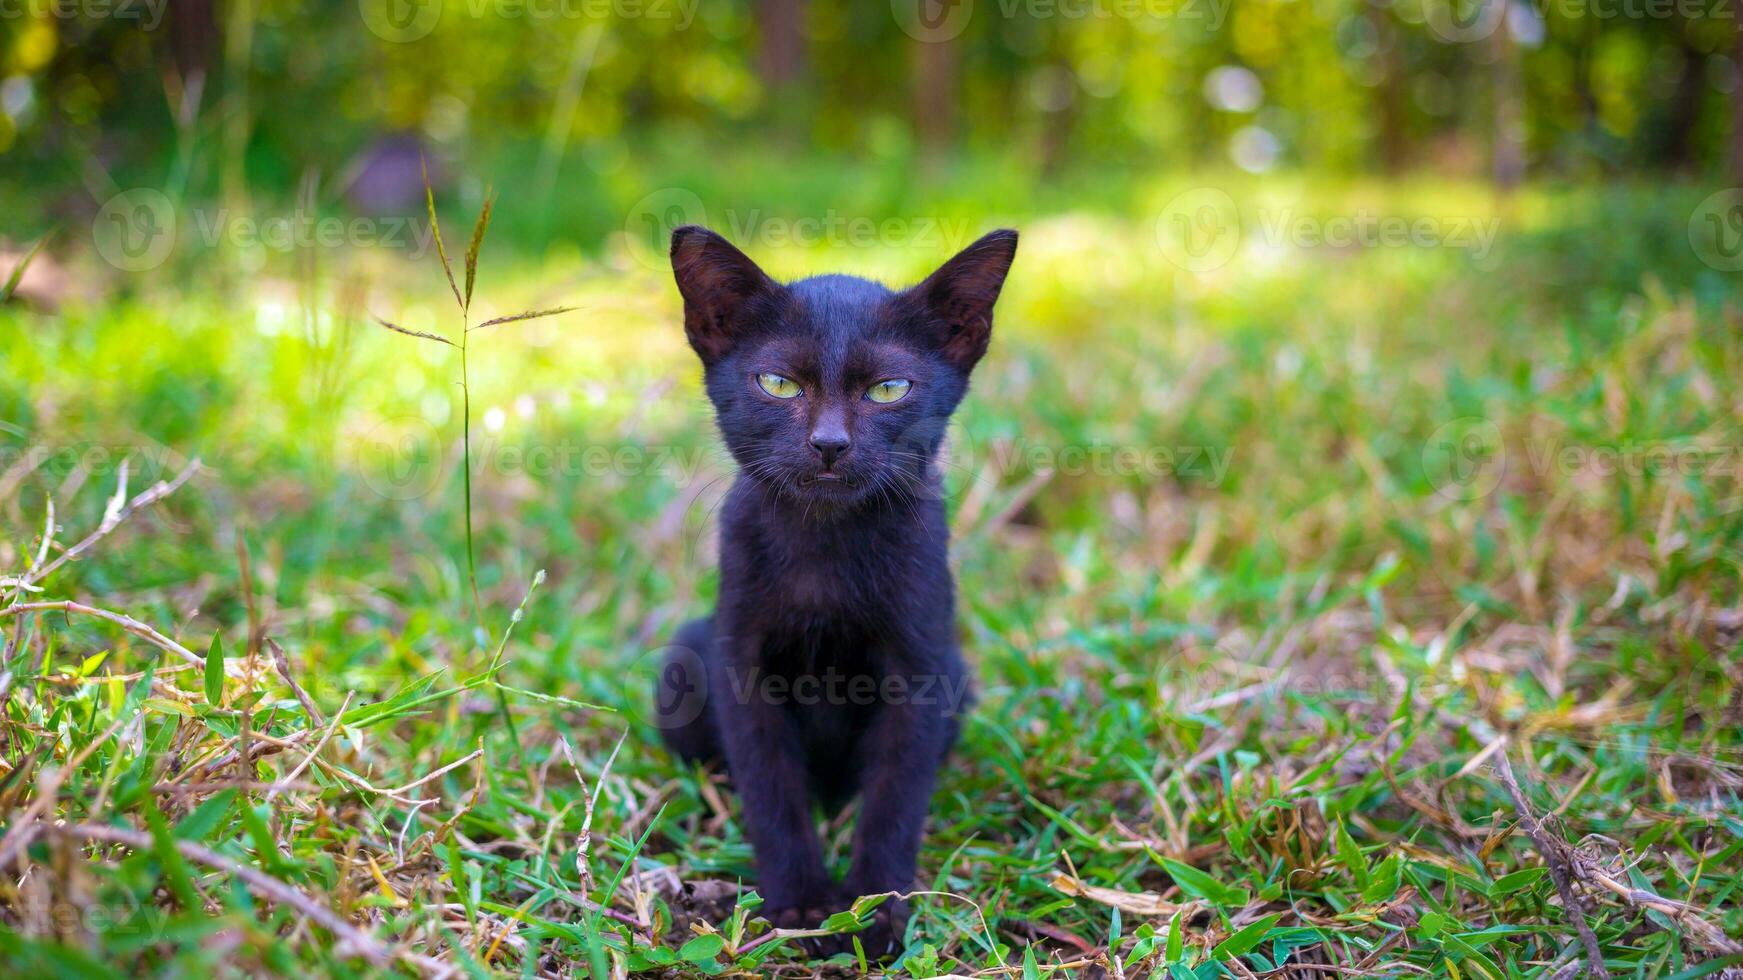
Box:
765;893;906;960
851;900;906;958
801;899;906;961
766;902;834;931
763;901;843;959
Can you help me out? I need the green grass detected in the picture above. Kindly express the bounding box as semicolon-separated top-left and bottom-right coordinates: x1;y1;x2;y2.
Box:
2;176;1741;978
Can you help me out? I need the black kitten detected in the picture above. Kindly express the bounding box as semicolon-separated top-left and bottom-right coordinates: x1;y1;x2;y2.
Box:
654;224;1017;955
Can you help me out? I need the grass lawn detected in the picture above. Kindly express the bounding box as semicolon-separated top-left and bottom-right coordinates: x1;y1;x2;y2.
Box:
1;176;1741;977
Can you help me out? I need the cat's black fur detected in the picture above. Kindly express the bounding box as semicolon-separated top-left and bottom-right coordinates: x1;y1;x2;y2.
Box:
654;224;1017;955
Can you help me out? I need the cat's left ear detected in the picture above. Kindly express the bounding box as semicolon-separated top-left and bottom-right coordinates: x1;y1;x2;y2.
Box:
906;229;1018;372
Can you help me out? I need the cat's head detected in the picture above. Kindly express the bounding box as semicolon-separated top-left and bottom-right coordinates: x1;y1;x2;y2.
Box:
670;225;1017;511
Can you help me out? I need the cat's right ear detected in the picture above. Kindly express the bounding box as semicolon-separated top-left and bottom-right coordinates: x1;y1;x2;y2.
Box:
670;226;777;364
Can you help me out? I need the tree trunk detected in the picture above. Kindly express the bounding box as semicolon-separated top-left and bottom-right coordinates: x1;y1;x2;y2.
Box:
757;0;806;91
1491;0;1525;190
1369;0;1407;174
1654;39;1702;174
912;36;958;161
1730;25;1743;185
167;0;219;80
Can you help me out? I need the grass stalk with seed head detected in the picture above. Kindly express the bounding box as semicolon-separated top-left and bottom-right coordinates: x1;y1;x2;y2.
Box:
373;169;574;632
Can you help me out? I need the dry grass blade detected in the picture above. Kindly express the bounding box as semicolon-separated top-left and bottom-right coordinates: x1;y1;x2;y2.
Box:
463;191;494;311
269;691;353;800
102;457;130;527
562;732;625;898
422;159;463;312
386;745;483;796
1581;867;1743;957
469;306;578;332
47;823;396;968
267;637;322;725
21;457;201;590
1489;751;1743;960
0;600;203;666
30;497;54;575
373;314;453;346
2;229;54;303
1049;871;1197;917
1493;750;1611;979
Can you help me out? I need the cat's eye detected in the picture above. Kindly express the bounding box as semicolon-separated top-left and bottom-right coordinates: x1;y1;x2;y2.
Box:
756;373;802;399
866;379;912;404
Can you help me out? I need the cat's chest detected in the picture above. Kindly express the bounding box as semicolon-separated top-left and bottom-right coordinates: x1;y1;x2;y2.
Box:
766;542;890;617
724;522;920;628
720;488;947;630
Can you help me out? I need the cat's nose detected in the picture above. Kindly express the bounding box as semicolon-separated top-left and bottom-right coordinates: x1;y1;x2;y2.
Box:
809;429;851;468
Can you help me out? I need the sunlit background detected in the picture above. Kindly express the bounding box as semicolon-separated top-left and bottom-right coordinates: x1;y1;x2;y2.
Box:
5;0;1743;259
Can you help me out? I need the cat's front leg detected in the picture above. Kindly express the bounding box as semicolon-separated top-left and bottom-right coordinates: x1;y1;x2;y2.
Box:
709;630;837;920
841;687;955;954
